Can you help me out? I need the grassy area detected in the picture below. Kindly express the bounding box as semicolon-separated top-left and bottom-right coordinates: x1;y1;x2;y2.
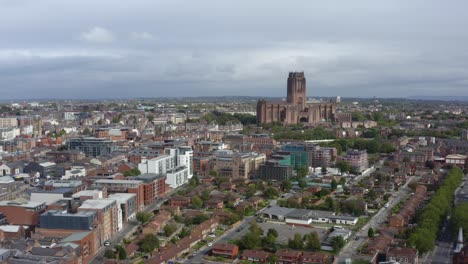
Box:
352;217;369;232
204;256;234;263
352;260;370;264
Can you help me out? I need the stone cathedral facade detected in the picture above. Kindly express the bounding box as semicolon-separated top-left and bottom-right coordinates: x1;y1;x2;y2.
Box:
256;72;337;125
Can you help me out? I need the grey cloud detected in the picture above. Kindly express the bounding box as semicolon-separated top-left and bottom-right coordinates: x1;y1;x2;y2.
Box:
0;0;468;99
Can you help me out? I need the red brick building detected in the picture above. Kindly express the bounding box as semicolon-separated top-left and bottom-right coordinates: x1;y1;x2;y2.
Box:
301;252;331;263
211;243;239;259
168;195;191;207
277;249;302;264
0;200;46;226
241;249;270;263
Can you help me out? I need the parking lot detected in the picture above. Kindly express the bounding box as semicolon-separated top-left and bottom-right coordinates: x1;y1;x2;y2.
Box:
228;221;329;245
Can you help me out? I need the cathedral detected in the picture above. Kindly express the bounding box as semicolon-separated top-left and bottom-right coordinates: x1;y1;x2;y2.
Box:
256;72;337;125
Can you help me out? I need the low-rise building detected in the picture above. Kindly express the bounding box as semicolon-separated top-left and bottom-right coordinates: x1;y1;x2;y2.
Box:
211;243;239;259
241;250;270;263
0;199;46;226
386;247;418;264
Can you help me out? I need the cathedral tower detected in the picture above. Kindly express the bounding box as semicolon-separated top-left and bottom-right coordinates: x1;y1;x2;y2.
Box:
286;72;306;112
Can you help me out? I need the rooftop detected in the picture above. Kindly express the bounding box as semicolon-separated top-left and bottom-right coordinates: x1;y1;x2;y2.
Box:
61;231;92;243
0;199;45;208
94;179;143;185
79;199;116;209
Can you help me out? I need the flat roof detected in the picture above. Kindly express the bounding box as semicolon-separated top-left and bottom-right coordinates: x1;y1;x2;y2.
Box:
79;199;115;209
0;199;45;208
94;179;143;185
148;155;171;161
39;162;56;167
72;190;102;197
61;231;92;242
0;225;22;233
108;193;136;203
262;206;295;217
42;210;96;217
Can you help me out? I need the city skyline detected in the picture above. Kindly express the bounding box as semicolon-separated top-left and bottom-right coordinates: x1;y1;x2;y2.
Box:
1;0;468;99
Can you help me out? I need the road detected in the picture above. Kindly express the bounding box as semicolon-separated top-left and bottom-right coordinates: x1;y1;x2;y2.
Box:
426;173;468;264
454;174;468;204
186;216;255;264
336;176;415;264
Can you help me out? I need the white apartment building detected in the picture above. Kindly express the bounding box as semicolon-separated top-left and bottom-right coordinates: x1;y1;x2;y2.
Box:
0;128;20;141
0;118;17;128
138;146;193;189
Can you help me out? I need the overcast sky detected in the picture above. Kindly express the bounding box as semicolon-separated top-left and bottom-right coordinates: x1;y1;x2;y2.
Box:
1;0;468;99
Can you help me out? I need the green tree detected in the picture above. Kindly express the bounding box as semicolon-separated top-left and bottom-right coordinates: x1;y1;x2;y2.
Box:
331;236;345;253
104;249;116;259
191;195;203;209
282;179;292;192
321;166;327;174
136;212;153;223
324;197;337;211
147;114;154;122
115;245;127;260
450;203;468;240
264;228;278;246
269;254;278;264
264;187;280;199
367;189;377;200
298;178;308;188
408;167;464;253
368;227;375;238
331;179;338;191
201;189;210;201
304;231;321;251
339;177;346;186
189;175;200;187
164;223;178;237
124;168;141;177
179;227;191;238
139;234;160;253
336;160;351;174
288;233;304;249
296;166;308;178
238;223;263;249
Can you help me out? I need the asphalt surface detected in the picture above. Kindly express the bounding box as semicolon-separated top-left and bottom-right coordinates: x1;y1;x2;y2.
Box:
336;176;415;264
426;174;468;264
454;174;468;204
187;216;255;264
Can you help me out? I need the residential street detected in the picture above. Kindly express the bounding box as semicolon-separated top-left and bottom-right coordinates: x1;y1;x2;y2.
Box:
336;176;415;263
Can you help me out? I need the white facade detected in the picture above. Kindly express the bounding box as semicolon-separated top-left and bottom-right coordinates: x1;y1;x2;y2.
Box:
64;112;79;121
166;166;190;189
0;118;17;128
139;146;193;189
138;155;174;174
285;217;312;226
62;166;86;180
20;125;33;135
0;128;20;141
0;164;11;176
